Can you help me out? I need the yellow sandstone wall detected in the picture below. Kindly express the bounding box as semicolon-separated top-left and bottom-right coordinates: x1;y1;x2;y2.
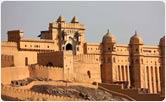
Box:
1;66;29;84
29;64;64;80
73;54;101;83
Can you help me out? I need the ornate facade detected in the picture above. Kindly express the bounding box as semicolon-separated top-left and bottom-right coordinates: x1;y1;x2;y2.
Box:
1;16;165;96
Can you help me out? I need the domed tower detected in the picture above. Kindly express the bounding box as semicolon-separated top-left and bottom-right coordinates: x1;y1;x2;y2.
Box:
129;31;144;88
101;29;116;83
159;36;165;97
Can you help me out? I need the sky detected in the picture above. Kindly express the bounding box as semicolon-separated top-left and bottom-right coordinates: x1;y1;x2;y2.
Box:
1;1;165;45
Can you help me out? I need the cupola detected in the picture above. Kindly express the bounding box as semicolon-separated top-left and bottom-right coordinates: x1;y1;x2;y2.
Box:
102;29;116;43
130;31;143;44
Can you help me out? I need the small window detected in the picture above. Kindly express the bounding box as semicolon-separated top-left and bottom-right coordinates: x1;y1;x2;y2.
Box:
136;48;138;52
47;46;49;48
77;47;79;51
108;48;111;51
25;45;27;47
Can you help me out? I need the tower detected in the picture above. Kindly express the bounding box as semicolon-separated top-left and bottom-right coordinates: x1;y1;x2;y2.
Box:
102;29;116;83
159;36;165;97
129;31;144;88
47;16;85;54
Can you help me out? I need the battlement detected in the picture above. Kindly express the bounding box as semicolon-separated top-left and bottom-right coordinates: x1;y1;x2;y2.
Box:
2;86;83;101
31;64;63;69
74;54;100;63
1;41;17;47
49;22;85;30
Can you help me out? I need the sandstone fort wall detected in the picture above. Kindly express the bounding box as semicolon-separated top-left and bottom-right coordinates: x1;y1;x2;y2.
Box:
29;64;63;80
98;83;163;101
2;86;83;101
73;54;101;83
1;66;29;84
37;51;63;67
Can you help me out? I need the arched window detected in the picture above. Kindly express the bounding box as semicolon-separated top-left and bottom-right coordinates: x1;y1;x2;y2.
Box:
66;43;72;50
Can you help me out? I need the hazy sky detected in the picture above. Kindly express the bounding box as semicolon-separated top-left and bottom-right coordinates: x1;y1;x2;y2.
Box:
1;1;165;45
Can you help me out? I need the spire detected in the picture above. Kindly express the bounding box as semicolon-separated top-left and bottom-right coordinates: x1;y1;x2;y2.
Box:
71;16;79;23
57;15;65;23
135;30;138;36
107;29;109;33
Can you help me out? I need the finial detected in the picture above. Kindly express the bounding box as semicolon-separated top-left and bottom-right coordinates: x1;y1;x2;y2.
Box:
107;29;109;33
135;30;137;35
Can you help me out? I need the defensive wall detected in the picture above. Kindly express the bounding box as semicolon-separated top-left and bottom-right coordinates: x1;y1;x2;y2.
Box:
98;83;164;101
1;86;83;101
37;51;63;67
29;64;63;80
17;81;98;89
73;54;101;83
1;66;29;84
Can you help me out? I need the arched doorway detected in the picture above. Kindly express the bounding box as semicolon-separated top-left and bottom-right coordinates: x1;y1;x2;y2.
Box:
66;43;72;50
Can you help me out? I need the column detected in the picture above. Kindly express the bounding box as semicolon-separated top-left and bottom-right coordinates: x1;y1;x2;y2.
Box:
156;66;161;92
117;66;119;81
126;66;131;87
153;67;157;93
123;66;127;81
148;67;153;93
145;67;148;88
119;66;122;81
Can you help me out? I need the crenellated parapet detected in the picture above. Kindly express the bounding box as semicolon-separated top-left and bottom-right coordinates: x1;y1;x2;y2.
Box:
29;64;64;81
74;54;100;63
2;86;83;101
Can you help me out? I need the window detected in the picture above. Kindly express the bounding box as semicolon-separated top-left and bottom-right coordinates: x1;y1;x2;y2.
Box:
47;46;49;48
108;48;111;51
77;47;79;51
25;57;28;66
136;48;138;52
25;45;27;47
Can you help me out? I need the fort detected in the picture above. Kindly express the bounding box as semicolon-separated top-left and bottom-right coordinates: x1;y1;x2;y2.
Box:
1;16;165;101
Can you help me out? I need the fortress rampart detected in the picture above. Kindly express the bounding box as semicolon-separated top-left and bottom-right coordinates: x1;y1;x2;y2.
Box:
37;51;64;67
73;54;100;63
2;86;83;101
1;66;29;84
73;54;101;83
98;83;164;101
29;64;64;80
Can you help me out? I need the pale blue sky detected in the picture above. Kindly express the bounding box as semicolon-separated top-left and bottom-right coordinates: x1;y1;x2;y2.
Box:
1;1;165;45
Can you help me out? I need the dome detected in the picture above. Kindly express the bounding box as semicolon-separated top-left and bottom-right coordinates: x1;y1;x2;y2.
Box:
102;29;116;43
130;31;143;44
71;16;79;23
57;16;65;23
159;36;165;46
